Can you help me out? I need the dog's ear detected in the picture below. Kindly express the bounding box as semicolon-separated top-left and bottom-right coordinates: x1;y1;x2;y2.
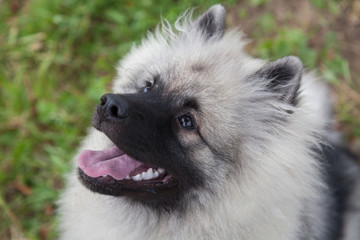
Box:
194;4;226;40
256;56;303;106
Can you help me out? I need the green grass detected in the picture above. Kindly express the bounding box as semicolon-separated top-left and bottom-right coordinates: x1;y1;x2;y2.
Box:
0;0;358;239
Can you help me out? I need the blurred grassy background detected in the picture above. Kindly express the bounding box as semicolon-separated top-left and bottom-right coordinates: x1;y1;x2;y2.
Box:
0;0;359;239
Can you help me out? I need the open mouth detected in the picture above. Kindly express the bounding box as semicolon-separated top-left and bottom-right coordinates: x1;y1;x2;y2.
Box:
77;145;178;196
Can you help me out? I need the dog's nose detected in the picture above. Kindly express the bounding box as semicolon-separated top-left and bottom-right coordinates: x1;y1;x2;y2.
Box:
98;94;129;121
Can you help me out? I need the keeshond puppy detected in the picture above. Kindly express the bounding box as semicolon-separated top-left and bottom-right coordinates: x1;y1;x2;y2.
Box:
58;4;360;240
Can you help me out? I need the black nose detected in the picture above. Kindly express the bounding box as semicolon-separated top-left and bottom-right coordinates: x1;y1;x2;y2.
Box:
98;94;129;122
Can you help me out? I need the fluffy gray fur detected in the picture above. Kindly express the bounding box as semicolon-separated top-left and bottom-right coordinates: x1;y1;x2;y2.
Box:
58;4;360;240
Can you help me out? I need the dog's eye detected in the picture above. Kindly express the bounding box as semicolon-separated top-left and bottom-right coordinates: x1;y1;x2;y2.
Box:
178;114;195;130
143;81;152;93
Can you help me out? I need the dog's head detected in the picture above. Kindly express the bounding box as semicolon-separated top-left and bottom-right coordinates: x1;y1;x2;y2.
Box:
77;4;304;212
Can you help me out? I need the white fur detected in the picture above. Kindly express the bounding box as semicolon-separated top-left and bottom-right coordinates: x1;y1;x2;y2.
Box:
58;5;340;240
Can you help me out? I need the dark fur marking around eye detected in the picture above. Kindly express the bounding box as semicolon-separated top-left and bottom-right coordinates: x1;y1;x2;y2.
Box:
141;75;161;93
153;75;160;83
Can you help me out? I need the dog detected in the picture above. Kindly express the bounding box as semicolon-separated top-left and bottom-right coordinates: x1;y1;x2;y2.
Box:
58;4;360;240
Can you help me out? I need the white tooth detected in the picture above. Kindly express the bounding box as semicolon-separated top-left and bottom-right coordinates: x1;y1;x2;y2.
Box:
142;168;155;180
102;175;108;177
154;171;159;178
147;168;154;179
132;174;142;181
158;168;165;174
125;175;130;180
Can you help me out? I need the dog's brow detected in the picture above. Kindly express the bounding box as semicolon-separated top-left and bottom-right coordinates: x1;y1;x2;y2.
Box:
191;64;205;72
183;99;199;110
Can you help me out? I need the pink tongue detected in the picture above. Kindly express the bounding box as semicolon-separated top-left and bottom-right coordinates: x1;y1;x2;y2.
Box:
77;146;142;180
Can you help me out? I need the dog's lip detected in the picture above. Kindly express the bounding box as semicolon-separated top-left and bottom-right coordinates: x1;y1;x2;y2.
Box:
78;167;178;196
79;167;175;187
